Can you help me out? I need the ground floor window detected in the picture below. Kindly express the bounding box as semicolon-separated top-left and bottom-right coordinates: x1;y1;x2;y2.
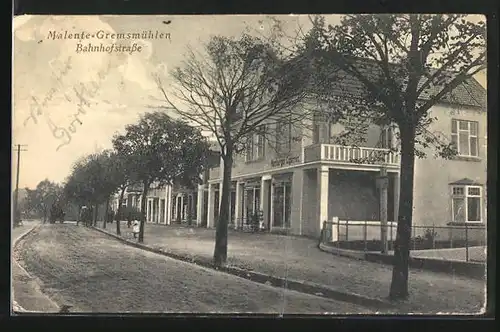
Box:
272;181;291;228
451;185;482;222
243;186;260;224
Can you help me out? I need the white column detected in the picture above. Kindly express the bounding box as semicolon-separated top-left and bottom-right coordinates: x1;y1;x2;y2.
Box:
163;188;168;224
207;184;215;228
260;177;271;229
270;181;275;229
291;170;303;235
196;184;205;226
166;185;172;225
146;198;151;222
317;166;329;237
234;181;243;229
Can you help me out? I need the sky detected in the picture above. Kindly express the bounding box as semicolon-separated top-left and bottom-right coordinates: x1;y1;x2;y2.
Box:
12;14;487;189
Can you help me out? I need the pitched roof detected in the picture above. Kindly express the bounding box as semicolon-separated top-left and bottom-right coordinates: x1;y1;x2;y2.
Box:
319;56;486;109
449;178;483;185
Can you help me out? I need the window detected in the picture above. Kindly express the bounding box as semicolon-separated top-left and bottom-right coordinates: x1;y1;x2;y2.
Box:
245;125;266;161
276;122;291;154
451;119;479;157
451;185;482;222
256;125;266;159
312;123;320;144
312;111;322;144
245;134;254;161
381;126;394;149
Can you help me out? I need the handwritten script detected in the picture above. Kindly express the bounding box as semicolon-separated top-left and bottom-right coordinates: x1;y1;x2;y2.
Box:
24;57;112;151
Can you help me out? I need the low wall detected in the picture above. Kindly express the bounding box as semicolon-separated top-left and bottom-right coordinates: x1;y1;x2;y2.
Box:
364;252;486;280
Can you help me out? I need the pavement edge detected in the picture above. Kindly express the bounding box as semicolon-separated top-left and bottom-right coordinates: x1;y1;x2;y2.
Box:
91;226;395;310
11;223;39;314
318;243;486;280
11;223;62;314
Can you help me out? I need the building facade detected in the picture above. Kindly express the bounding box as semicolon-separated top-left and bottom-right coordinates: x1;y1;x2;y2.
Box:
204;80;487;240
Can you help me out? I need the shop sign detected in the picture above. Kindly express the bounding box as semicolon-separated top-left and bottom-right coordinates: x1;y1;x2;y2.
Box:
271;156;300;168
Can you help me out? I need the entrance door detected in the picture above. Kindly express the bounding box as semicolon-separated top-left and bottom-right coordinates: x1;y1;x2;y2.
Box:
273;182;292;228
176;196;182;223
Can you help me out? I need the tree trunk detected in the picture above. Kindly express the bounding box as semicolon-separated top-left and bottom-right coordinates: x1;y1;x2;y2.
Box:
103;197;110;229
389;123;416;300
116;187;126;236
138;182;150;243
213;152;233;267
93;203;99;226
77;205;82;226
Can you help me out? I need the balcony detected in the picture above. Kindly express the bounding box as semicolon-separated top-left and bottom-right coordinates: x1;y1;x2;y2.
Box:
304;144;400;167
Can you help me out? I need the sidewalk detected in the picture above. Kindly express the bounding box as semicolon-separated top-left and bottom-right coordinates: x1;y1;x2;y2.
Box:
12;221;61;313
101;222;486;314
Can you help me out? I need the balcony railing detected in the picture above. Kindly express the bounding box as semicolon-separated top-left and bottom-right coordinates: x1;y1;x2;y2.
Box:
304;144;400;166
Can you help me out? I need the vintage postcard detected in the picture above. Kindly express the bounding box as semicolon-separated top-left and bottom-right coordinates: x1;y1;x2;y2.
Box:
12;14;487;315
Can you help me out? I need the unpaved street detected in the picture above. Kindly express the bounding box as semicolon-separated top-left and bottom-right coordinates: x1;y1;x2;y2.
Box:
16;224;373;313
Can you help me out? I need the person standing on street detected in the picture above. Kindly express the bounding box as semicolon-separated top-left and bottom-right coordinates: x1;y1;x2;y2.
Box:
132;220;140;239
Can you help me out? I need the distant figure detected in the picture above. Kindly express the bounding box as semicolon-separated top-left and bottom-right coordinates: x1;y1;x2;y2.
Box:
107;210;115;223
132;220;140;239
127;212;132;228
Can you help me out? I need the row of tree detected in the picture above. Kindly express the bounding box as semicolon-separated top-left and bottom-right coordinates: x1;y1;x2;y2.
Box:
62;112;211;240
19;180;64;222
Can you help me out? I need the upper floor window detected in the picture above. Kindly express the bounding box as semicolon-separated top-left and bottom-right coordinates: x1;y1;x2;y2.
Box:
380;126;394;149
451;119;479;157
256;125;266;159
245;125;266;162
276;122;292;154
451;185;482;223
312;111;323;144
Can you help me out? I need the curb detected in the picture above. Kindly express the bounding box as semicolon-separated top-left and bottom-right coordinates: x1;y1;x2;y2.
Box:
11;223;40;314
318;243;486;280
91;226;395;310
318;243;367;260
12;223;62;314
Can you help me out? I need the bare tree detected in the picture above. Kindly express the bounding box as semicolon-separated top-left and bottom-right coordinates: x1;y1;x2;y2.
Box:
156;33;312;266
305;14;486;299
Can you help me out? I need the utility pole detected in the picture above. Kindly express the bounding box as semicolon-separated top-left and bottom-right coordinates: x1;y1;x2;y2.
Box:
13;144;28;228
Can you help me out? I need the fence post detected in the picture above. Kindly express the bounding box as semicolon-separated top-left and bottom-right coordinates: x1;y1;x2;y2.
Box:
412;225;416;251
336;219;340;255
465;223;469;262
364;220;368;252
345;219;349;249
319;220;326;246
390;221;393;251
432;224;436;250
450;226;453;249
